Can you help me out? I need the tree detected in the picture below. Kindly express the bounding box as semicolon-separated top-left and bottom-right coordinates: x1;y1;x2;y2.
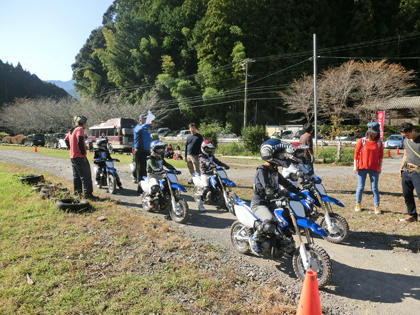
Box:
279;74;316;123
354;60;415;121
281;60;416;124
318;60;358;122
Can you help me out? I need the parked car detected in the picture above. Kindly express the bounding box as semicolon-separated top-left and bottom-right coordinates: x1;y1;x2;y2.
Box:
24;134;45;146
334;131;355;141
45;133;66;148
176;130;191;138
219;132;238;138
271;129;303;140
157;127;171;137
384;134;404;149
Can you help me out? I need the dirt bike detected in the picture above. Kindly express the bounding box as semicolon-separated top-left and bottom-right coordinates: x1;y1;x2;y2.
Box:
282;162;349;243
93;158;121;194
139;169;189;224
192;166;236;214
230;191;333;288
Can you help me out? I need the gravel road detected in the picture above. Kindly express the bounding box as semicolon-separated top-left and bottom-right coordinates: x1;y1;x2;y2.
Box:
0;149;418;315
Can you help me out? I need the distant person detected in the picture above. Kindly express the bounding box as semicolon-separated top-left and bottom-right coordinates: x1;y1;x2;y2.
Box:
184;123;203;182
132;114;154;182
353;122;383;214
165;143;174;159
65;116;97;200
299;124;314;173
399;122;420;222
174;145;183;160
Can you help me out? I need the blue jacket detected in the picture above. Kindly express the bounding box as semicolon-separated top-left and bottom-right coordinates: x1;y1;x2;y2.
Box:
133;123;151;151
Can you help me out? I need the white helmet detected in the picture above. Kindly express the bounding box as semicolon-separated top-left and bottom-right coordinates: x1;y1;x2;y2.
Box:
201;139;215;155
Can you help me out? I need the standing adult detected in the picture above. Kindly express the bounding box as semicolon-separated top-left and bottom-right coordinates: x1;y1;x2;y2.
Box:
353;122;383;214
299;124;314;173
399;122;420;222
65;116;96;199
133;114;154;182
184;123;203;181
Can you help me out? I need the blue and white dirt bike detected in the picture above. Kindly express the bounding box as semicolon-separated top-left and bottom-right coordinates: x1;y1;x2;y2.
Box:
139;169;189;224
94;158;121;194
193;165;237;213
230;192;333;288
282;162;349;243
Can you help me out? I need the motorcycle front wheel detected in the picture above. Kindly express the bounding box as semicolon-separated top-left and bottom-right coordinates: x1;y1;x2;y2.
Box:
107;174;116;194
230;221;250;254
223;191;236;215
169;198;189;224
292;243;332;288
320;213;349;244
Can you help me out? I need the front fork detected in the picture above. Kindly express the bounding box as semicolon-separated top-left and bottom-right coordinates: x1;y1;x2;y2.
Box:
322;201;340;234
290;213;315;271
167;178;178;210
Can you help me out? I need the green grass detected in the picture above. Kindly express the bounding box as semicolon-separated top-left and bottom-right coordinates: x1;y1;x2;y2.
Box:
0;162;295;314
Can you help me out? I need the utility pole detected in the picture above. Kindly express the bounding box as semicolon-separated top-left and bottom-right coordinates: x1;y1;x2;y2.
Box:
241;58;255;129
313;33;318;148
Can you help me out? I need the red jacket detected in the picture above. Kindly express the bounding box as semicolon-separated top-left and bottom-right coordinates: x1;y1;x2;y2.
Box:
354;138;383;172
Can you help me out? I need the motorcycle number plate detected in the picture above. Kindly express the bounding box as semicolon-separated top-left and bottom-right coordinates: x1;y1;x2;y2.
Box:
289;200;306;217
105;161;114;168
217;169;227;179
315;183;326;195
167;173;178;184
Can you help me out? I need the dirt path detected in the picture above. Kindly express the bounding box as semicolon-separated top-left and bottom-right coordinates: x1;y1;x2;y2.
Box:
0;149;418;315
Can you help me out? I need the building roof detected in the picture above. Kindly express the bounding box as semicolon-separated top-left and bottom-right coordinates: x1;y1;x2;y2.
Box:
376;96;420;110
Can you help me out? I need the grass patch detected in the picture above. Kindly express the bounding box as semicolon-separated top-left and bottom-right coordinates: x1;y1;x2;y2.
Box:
0;162;295;314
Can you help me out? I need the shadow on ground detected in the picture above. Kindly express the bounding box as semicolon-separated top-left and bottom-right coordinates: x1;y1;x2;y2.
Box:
329;189;404;197
330;230;420;253
326;260;420;303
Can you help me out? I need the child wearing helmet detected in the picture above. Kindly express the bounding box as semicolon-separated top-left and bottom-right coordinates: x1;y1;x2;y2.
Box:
196;140;230;211
250;138;302;255
146;140;178;195
93;137;122;188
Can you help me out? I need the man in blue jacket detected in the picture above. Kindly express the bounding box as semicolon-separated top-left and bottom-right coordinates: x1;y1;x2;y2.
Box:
133;114;154;182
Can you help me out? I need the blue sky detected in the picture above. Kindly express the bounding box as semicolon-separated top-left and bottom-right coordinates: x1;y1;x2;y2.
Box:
0;0;114;81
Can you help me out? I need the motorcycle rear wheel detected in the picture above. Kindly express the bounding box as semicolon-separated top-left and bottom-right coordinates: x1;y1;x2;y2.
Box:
292;243;332;288
107;174;116;194
230;221;250;254
169;198;189;224
320;213;349;244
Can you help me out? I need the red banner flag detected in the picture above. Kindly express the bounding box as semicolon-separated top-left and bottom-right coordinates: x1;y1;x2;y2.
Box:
377;111;385;140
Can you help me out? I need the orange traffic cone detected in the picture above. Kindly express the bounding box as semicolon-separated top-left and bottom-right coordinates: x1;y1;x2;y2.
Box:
386;149;391;158
34;146;38;153
396;147;400;155
296;270;322;315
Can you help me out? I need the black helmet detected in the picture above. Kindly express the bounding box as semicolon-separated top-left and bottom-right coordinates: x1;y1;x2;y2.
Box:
150;140;166;155
260;139;295;166
201;140;215;155
96;138;108;149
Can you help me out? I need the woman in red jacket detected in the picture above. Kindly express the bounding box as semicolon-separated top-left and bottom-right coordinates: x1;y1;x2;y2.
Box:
353;122;384;214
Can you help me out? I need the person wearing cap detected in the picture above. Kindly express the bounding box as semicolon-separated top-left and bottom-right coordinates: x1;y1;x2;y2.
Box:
353;122;384;214
65;116;96;199
133;113;154;182
399;122;420;222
